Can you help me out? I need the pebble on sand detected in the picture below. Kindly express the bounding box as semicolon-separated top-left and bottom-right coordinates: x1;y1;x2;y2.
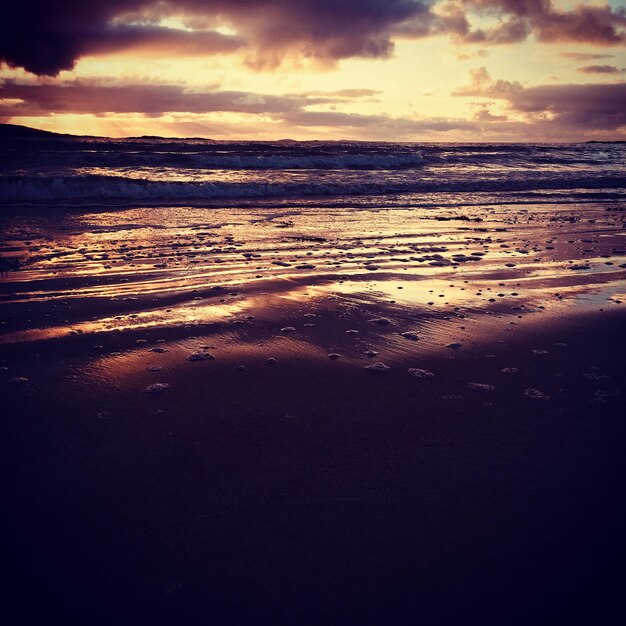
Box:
187;351;215;361
150;347;167;353
146;383;169;393
501;367;518;374
266;357;278;365
468;383;495;392
364;350;379;357
365;362;390;372
328;353;342;360
583;372;609;381
8;377;28;384
370;317;392;325
408;368;434;379
524;387;549;400
594;390;620;403
280;326;296;332
147;366;163;371
446;342;462;349
400;331;420;340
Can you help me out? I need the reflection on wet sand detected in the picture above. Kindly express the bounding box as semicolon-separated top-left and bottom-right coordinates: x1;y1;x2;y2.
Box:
2;201;625;487
2;198;626;426
1;200;624;356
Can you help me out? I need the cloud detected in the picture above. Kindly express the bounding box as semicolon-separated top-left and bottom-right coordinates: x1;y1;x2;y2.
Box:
0;76;495;139
0;79;483;140
576;64;622;74
305;89;383;98
407;1;626;47
453;66;524;97
85;25;245;57
0;0;434;75
4;72;625;141
280;108;478;134
469;101;508;121
0;80;393;120
3;1;626;77
560;52;614;61
455;66;626;131
453;0;626;45
0;80;317;116
232;94;267;106
509;83;626;130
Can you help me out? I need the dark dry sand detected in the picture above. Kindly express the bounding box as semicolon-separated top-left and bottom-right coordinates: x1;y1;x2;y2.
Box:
1;198;626;624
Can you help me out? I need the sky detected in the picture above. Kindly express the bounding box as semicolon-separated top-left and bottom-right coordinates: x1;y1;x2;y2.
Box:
1;0;625;141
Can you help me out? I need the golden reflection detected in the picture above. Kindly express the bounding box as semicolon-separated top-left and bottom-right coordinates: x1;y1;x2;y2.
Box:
1;202;624;368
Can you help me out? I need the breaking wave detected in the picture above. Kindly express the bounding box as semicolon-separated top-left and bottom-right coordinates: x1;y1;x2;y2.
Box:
94;151;427;170
3;172;626;203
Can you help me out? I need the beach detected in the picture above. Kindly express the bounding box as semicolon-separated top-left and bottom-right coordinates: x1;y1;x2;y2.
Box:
2;136;626;623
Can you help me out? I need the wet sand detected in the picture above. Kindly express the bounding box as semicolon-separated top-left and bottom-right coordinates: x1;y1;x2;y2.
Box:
2;196;626;624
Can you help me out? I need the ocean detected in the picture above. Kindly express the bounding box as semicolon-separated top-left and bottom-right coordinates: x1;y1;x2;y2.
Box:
1;130;625;206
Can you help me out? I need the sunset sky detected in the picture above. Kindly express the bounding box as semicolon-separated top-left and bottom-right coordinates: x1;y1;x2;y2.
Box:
1;0;625;141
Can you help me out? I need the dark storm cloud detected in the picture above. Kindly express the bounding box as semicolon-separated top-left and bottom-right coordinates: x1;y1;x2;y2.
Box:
80;25;245;57
455;67;626;131
0;22;243;73
0;0;434;75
